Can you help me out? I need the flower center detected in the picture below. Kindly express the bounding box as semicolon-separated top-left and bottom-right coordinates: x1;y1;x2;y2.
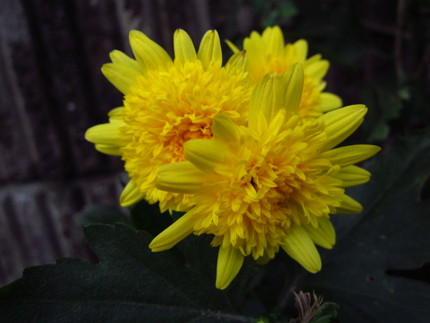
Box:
207;121;344;259
119;59;251;207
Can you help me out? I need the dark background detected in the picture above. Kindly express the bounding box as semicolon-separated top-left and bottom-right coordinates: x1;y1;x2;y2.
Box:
0;0;429;286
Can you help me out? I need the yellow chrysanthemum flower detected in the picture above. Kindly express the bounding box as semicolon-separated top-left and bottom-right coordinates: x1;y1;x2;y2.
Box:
228;26;342;120
85;29;251;212
150;64;380;289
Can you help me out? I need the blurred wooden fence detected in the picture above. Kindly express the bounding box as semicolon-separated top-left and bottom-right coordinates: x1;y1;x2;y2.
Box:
0;0;218;286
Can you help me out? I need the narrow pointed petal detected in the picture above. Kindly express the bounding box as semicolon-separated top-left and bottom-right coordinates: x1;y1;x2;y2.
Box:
198;30;222;68
282;63;304;114
109;50;144;73
108;107;124;122
304;218;336;249
262;26;284;56
225;51;246;70
304;54;322;66
294;39;308;62
216;246;245;290
174;29;197;62
243;31;264;53
335;165;371;187
149;213;194;252
320;92;342;112
249;73;284;129
336;194;363;214
264;110;286;142
304;58;329;80
319;105;367;151
321;145;381;166
129;30;172;70
243;32;266;81
184;139;227;172
120;181;144;207
157;161;204;194
212;113;240;144
102;63;140;94
95;144;121;156
281;226;322;273
85;123;123;146
225;39;240;53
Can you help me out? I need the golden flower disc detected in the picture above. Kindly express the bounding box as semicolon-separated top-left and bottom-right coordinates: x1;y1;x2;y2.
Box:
122;59;251;211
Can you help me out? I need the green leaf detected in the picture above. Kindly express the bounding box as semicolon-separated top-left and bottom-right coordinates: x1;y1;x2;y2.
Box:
310;302;338;323
368;121;389;142
0;223;254;322
360;82;404;143
77;204;129;226
279;1;298;19
129;199;173;235
294;133;430;322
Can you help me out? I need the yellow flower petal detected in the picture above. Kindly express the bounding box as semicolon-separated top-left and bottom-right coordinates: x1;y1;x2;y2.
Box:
304;218;336;249
335;165;371;187
120;181;145;207
216;246;245;290
225;50;246;69
149;213;195;252
336;194;363;214
85;123;123;146
262;26;284;56
319;105;367;151
225;39;240;54
109;50;144;73
184;139;228;172
321;145;381;166
156;161;204;194
248;73;284;129
101;63;141;94
98;29;251;213
129;30;172;70
282;63;304;114
294;39;308;62
244;31;263;54
320;92;342;112
243;31;266;81
281;226;322;273
174;29;197;62
198;30;222;68
263;110;286;144
304;58;329;80
95;144;121;156
212;113;240;145
108;107;124;122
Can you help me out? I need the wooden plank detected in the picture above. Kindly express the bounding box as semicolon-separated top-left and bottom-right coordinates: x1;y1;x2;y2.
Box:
0;0;64;182
18;0;119;177
0;174;124;286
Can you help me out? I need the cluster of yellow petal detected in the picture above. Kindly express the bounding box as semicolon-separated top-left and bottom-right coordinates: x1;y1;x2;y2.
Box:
228;26;342;120
86;29;251;212
85;26;379;290
151;67;380;289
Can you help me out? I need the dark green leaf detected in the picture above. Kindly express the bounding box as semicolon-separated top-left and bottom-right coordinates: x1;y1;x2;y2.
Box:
129;199;173;235
294;133;430;322
310;302;338;323
77;204;129;226
368;121;389;142
0;223;254;322
279;1;298;20
360;83;404;143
